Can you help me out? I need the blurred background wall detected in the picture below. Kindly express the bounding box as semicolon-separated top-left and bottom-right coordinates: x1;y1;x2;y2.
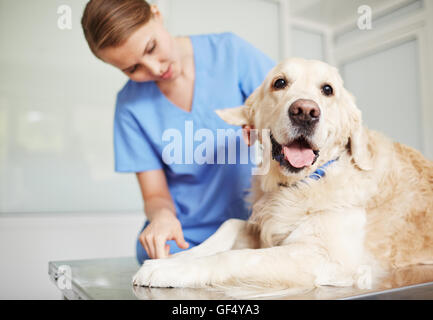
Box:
0;0;432;299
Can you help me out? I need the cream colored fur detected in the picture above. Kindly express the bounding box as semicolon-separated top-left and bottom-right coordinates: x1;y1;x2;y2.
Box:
132;58;433;295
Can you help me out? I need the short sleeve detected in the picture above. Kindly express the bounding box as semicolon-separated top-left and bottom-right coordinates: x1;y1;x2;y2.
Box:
113;94;163;173
230;33;276;101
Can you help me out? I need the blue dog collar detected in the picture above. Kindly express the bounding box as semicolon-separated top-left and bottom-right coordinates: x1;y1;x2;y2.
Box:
278;158;339;188
308;158;339;181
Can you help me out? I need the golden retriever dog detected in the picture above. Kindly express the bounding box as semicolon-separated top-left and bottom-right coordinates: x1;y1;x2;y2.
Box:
132;58;433;295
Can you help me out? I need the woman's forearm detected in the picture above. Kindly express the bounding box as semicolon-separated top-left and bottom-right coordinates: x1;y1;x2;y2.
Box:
143;196;177;222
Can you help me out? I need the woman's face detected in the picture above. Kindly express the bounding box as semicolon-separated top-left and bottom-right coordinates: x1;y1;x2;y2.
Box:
98;8;180;83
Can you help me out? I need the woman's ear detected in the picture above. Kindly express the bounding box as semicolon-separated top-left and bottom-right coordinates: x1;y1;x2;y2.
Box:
150;4;162;21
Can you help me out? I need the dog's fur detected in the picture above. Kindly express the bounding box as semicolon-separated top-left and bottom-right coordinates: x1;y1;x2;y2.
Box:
133;58;433;294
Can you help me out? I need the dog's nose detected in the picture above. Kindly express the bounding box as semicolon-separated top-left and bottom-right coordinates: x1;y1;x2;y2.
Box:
288;99;321;126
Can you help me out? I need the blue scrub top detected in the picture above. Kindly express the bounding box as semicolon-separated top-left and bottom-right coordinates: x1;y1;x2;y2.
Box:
114;32;275;247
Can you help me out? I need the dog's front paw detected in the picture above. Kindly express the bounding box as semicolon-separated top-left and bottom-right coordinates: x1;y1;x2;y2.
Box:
132;258;209;288
132;260;158;287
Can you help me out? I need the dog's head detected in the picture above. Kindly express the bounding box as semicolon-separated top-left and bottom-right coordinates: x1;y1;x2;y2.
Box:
216;58;372;181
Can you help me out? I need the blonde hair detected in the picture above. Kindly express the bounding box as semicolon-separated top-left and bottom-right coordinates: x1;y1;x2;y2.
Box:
81;0;152;57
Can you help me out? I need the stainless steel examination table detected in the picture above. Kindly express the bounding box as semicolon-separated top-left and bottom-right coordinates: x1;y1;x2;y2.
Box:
48;257;433;300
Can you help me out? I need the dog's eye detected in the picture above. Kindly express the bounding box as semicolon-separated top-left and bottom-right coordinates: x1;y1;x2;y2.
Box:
273;78;288;90
321;84;334;96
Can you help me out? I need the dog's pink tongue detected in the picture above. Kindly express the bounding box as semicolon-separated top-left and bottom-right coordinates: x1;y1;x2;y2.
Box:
283;143;315;168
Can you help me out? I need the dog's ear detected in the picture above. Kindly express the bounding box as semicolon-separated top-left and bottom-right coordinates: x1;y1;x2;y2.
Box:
215;105;250;126
215;85;262;126
215;106;256;146
345;90;373;171
350;122;372;171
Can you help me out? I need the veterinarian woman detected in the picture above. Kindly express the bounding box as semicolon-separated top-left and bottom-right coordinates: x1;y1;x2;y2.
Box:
81;0;275;264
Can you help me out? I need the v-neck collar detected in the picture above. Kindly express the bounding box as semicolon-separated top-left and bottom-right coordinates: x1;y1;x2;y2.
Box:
153;36;198;115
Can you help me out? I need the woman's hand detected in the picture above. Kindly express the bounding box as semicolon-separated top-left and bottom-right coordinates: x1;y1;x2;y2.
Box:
242;125;256;146
135;170;188;259
139;209;189;259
